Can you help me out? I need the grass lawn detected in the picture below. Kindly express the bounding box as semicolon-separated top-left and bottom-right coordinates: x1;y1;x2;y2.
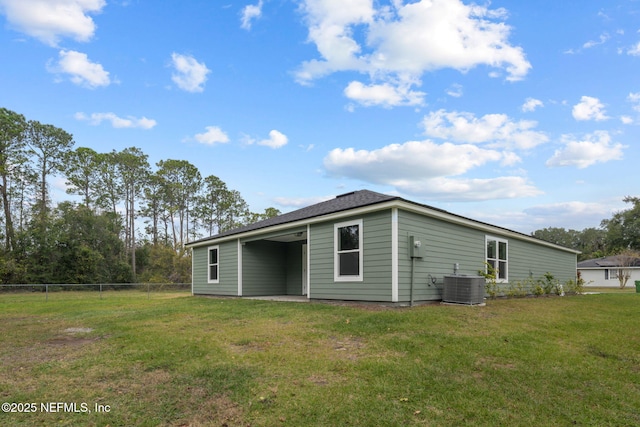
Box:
0;291;639;426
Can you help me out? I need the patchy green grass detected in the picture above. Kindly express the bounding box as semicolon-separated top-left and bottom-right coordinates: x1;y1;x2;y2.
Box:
1;291;639;426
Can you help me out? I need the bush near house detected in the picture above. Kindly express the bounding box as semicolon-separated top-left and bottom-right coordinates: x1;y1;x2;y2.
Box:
479;264;585;299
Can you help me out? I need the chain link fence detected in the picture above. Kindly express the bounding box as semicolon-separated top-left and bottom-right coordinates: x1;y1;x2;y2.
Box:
0;283;191;300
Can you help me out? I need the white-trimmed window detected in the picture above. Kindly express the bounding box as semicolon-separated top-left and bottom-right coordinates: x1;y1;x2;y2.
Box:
486;236;508;281
208;246;219;283
334;219;363;282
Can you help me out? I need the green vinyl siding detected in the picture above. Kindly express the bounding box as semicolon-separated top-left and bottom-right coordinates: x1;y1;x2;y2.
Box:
192;240;238;295
398;210;485;301
310;210;392;301
508;239;577;284
397;209;577;301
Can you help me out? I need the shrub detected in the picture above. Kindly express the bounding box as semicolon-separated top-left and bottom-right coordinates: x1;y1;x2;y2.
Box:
507;280;528;298
532;283;545;297
478;262;499;299
542;272;559;295
564;272;585;295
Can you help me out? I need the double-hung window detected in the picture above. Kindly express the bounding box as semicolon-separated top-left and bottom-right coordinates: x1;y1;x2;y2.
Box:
605;269;618;280
208;246;219;283
334;219;363;281
486;236;508;281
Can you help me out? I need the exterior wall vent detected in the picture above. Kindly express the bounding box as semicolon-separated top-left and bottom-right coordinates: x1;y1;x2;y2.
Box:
442;275;485;305
336;191;356;198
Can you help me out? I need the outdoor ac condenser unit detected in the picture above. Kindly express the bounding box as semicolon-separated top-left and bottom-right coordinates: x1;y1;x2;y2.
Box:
442;275;485;305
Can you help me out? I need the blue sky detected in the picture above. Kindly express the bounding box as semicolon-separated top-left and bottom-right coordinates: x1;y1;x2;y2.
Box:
1;0;639;234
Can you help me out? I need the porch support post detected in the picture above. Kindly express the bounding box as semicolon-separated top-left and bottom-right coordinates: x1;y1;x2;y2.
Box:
237;238;243;296
391;208;399;302
306;224;311;299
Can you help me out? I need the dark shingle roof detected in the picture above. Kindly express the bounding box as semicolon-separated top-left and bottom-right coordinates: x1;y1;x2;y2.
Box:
189;190;398;244
578;256;640;268
187;189;579;254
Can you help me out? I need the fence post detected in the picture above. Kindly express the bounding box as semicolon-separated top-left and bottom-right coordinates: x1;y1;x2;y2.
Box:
147;282;150;300
45;284;48;301
100;283;103;299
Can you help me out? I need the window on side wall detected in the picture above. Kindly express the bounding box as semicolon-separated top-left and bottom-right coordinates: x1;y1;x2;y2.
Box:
605;269;618;280
334;219;363;282
486;236;508;281
208;246;219;283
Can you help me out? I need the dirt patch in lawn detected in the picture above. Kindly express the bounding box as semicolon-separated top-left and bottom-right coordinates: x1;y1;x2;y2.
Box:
46;336;99;346
183;393;246;426
46;327;99;346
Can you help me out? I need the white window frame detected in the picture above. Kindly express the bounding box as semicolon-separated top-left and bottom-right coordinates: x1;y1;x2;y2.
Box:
208;245;220;284
485;236;508;282
334;219;363;282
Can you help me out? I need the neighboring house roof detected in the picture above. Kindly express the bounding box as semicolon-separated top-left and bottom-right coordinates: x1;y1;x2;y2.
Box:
578;256;640;268
186;189;580;254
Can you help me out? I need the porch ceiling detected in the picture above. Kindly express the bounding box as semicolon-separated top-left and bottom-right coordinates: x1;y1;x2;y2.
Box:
265;231;307;243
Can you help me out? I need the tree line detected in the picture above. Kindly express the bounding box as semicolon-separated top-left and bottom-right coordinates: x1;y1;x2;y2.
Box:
0;107;280;284
532;196;640;261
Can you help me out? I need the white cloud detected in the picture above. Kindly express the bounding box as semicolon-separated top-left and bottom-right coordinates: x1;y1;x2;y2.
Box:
629;92;640;110
572;96;609;121
296;0;530;106
621;93;640;124
296;0;374;82
446;83;463;98
240;0;263;30
258;130;288;149
546;131;625;169
421;109;548;150
47;49;110;88
525;201;614;220
170;53;210;93
583;33;610;49
323;139;540;201
194;126;229;145
367;1;530;80
626;92;640;123
0;0;105;46
522;97;543;112
397;176;541;202
627;41;640;56
325;140;502;180
344;80;425;107
75;112;156;129
523;201;617;231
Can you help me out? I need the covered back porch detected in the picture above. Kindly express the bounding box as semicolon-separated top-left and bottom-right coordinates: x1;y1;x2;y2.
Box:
240;227;308;297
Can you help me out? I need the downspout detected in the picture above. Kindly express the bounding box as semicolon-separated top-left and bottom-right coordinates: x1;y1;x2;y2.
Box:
410;257;415;307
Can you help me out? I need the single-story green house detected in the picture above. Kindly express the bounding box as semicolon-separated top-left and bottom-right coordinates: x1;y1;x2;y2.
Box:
186;190;578;303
